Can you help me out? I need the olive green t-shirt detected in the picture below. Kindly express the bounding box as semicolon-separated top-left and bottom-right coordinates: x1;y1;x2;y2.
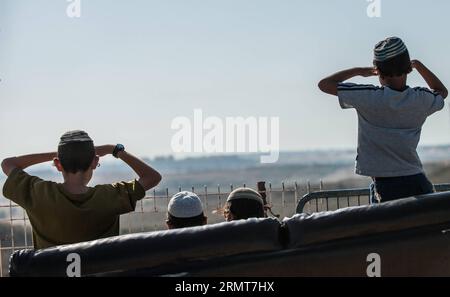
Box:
2;168;146;250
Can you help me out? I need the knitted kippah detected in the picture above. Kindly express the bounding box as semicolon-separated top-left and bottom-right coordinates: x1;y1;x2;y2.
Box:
374;37;408;62
59;130;93;146
227;188;264;205
168;191;204;218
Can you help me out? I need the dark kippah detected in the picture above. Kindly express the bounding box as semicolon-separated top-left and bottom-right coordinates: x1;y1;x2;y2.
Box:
59;130;93;146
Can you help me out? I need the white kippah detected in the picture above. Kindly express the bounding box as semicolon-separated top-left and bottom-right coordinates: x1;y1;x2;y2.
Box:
374;37;408;62
168;191;204;218
227;188;264;205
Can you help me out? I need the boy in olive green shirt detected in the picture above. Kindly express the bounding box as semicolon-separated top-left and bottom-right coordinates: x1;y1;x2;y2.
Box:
1;130;162;249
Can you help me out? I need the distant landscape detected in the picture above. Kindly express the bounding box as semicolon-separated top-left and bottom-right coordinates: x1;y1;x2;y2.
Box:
2;145;450;218
1;145;450;275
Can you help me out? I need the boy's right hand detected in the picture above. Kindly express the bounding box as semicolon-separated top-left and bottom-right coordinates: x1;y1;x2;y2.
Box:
318;67;378;96
358;67;378;77
95;145;115;157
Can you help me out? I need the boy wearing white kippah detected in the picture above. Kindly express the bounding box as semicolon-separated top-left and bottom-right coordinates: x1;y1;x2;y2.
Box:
166;191;207;229
318;37;448;203
1;130;162;249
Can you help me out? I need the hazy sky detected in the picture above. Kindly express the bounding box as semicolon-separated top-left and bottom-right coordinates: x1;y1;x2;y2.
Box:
1;0;450;161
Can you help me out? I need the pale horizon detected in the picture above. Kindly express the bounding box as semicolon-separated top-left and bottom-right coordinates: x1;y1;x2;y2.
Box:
1;0;450;162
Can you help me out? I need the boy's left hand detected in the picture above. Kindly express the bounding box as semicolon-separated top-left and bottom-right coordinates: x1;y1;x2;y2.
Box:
411;59;420;69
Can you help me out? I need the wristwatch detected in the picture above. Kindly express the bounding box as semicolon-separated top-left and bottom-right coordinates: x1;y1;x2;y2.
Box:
112;144;125;158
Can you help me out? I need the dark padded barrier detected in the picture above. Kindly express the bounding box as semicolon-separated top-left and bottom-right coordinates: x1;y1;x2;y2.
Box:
9;218;282;277
284;192;450;248
9;192;450;277
183;223;450;277
104;193;450;276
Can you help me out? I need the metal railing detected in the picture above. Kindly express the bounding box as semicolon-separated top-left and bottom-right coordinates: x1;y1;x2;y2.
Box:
0;181;318;277
2;181;450;277
296;183;450;214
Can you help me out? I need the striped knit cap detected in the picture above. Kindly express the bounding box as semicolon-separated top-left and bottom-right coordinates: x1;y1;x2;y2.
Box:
374;37;408;62
59;130;93;146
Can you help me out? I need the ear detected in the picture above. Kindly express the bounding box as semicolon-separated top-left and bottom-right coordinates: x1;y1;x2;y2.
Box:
53;158;64;172
90;156;100;170
166;220;173;229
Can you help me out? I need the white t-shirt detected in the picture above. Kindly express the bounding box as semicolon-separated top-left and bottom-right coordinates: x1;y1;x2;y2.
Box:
337;83;445;177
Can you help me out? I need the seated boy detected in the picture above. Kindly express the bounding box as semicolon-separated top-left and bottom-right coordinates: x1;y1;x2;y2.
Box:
1;130;162;249
166;191;207;229
318;37;448;203
224;188;266;221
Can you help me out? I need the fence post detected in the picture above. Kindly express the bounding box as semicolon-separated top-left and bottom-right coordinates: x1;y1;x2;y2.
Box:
166;188;169;207
217;184;222;208
269;182;272;204
140;194;145;232
9;201;15;253
204;185;208;210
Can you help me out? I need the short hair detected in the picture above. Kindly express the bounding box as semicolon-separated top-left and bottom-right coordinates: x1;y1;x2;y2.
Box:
226;199;265;220
58;131;95;174
167;213;206;229
374;49;412;77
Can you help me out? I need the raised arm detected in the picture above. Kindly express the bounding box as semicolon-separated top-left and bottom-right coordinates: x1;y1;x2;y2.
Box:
318;67;378;96
1;152;57;176
411;60;448;99
96;145;162;192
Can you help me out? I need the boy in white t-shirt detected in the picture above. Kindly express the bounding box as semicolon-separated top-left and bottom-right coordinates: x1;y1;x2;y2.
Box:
318;37;448;203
